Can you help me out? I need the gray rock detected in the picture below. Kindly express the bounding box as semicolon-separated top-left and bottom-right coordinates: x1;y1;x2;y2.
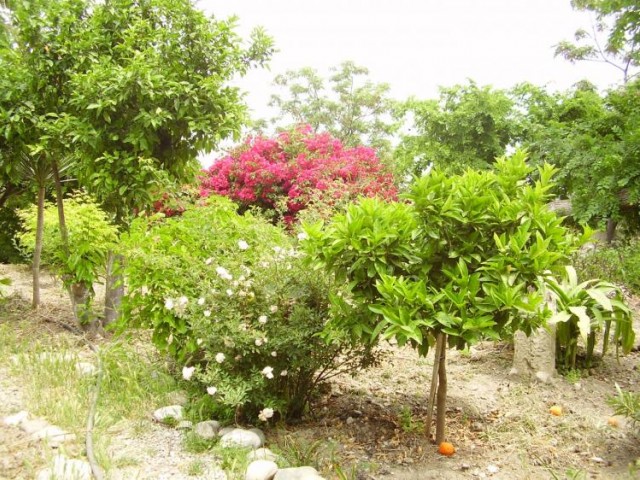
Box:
31;425;76;447
511;318;557;382
35;454;92;480
194;420;220;439
3;410;28;426
220;428;263;448
152;405;183;423
245;460;278;480
20;417;49;434
218;426;235;437
176;420;193;430
273;466;324;480
249;427;266;445
247;448;279;462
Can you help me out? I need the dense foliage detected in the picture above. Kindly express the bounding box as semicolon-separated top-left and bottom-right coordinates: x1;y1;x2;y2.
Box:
200;126;397;224
0;0;274;225
305;152;582;352
573;238;640;294
120;196;375;421
16;193;118;321
304;152;591;442
518;80;640;233
396;81;519;176
546;266;633;370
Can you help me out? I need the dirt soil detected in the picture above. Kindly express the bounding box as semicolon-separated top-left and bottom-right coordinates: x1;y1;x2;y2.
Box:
1;263;639;480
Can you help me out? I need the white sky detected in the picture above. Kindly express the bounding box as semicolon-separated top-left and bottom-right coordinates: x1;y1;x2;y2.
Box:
196;0;622;162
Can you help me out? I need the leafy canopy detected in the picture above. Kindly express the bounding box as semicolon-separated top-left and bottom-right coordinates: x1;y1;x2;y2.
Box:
267;61;400;162
304;152;585;354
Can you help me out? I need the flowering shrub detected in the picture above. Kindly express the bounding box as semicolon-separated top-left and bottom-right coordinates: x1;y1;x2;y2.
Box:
119;195;375;421
199;125;397;223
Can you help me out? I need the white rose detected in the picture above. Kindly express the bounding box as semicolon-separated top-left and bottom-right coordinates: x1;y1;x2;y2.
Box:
182;366;195;380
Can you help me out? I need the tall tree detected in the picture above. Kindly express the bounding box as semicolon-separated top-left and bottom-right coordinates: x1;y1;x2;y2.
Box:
515;80;640;238
268;61;399;161
555;0;640;83
396;81;519;177
0;0;274;325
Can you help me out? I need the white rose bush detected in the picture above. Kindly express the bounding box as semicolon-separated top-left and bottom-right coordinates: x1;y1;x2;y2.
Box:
119;196;375;421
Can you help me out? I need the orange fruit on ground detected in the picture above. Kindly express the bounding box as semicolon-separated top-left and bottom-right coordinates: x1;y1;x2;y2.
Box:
607;417;619;427
549;405;563;416
438;441;456;456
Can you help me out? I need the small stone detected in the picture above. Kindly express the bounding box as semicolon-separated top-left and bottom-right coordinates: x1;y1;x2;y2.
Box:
152;405;183;423
461;463;471;471
471;421;484;432
273;466;323;480
36;454;92;480
75;362;97;375
3;410;28;426
245;459;278;480
573;382;582;391
351;410;363;417
20;418;50;434
487;464;500;475
345;416;355;425
535;371;552;384
31;426;76;447
176;420;193;430
220;428;263;449
247;448;279;462
590;456;605;463
194;420;220;439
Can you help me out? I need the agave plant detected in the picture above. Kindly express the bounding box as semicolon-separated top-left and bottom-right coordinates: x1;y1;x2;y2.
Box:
544;265;635;370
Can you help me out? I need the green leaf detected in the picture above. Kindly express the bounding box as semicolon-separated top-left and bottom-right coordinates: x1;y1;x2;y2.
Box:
569;306;591;342
585;288;613;311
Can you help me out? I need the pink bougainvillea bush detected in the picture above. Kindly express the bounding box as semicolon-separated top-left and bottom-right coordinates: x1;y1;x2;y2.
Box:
199;125;397;223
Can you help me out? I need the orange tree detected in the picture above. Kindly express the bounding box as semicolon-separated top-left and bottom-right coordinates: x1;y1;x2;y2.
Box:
303;151;586;444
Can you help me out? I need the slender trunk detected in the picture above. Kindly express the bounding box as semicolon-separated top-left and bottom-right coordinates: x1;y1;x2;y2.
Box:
51;159;96;328
103;252;124;327
32;185;45;309
425;332;445;442
52;161;69;255
435;334;448;445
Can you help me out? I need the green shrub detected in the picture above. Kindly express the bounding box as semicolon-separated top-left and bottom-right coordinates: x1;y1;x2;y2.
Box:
119;195;375;422
573;238;640;294
545;266;635;370
15;192;119;319
16;192;118;283
0;198;29;263
608;384;640;429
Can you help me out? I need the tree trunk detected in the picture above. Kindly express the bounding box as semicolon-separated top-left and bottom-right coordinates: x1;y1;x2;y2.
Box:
605;218;617;244
69;281;95;330
426;332;445;442
51;161;69;254
32;185;45;309
103;252;124;327
435;334;447;445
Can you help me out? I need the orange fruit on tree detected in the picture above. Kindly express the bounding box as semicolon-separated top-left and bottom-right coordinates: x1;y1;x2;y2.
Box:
549;405;563;416
438;441;456;456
